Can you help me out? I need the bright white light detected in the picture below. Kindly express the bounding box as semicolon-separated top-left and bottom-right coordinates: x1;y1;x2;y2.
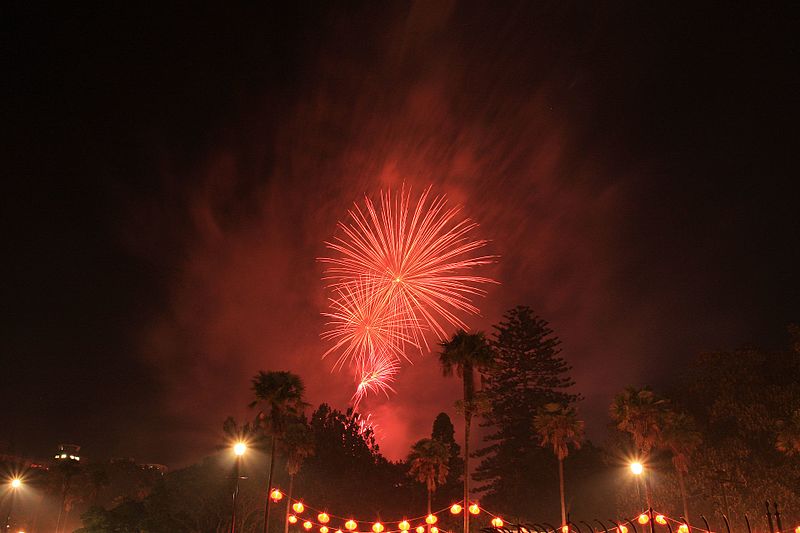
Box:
630;462;643;475
233;442;247;456
10;478;22;489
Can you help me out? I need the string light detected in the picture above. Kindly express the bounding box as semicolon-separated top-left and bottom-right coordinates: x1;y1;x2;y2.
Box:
450;504;462;515
345;520;357;531
399;521;411;531
678;525;689;533
492;518;504;528
416;527;425;533
468;504;480;515
372;522;384;533
618;526;628;533
320;527;329;533
319;513;331;524
431;528;439;533
655;515;667;525
271;489;284;502
303;522;313;530
562;526;569;533
638;514;650;525
289;516;298;524
293;502;306;514
426;515;438;525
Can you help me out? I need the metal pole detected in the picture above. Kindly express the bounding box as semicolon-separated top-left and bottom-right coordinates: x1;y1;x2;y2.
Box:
4;491;16;531
744;515;752;533
649;509;655;533
231;456;241;533
700;516;710;533
721;515;731;533
765;501;775;533
264;435;277;533
773;502;784;533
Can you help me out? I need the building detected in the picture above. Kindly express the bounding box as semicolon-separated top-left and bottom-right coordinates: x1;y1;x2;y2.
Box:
54;443;81;462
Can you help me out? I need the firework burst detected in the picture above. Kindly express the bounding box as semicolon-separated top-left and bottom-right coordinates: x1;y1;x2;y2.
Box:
320;186;496;404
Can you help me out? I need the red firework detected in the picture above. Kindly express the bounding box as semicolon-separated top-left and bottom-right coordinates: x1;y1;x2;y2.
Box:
320;186;496;403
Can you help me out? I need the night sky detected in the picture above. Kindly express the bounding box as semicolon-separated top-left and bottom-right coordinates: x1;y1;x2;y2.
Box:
4;3;798;467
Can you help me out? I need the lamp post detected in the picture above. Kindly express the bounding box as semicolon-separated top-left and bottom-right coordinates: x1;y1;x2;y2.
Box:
231;442;247;533
630;462;652;510
5;478;23;531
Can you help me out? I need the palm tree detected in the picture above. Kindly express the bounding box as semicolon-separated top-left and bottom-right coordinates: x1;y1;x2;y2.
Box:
439;330;493;533
533;403;584;528
609;387;669;509
408;438;451;529
282;419;315;533
776;409;800;456
250;371;309;533
661;411;701;526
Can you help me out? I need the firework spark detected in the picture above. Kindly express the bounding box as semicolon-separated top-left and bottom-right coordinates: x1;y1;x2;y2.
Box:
320;186;496;404
322;186;496;343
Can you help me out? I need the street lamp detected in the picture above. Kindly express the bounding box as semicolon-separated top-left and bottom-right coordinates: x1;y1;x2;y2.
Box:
629;461;652;510
5;478;23;531
231;442;247;533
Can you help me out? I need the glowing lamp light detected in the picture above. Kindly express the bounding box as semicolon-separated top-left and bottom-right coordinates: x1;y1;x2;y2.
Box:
233;442;247;456
678;525;689;533
345;520;357;531
630;462;643;475
321;527;329;533
492;518;504;528
426;515;438;525
319;513;331;524
294;503;306;514
372;522;385;533
795;527;800;533
303;522;313;530
336;529;344;533
562;526;569;533
638;514;650;525
10;478;22;489
289;515;298;524
450;504;462;515
416;527;425;533
399;521;411;531
618;526;628;533
270;489;284;502
468;504;480;515
655;515;667;526
431;528;439;533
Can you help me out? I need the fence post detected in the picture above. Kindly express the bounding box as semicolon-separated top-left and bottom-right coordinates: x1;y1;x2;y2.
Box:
766;501;775;533
773;502;784;533
721;514;731;533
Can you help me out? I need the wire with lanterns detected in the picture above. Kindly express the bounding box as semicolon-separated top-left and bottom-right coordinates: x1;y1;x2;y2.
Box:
267;489;800;533
267;488;493;533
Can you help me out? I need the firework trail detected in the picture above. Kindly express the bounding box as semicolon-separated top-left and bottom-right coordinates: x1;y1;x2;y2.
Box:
321;186;496;404
351;352;399;409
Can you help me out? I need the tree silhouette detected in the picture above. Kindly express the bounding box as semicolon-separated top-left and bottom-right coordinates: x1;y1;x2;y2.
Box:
534;403;584;528
250;371;308;533
440;330;493;533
